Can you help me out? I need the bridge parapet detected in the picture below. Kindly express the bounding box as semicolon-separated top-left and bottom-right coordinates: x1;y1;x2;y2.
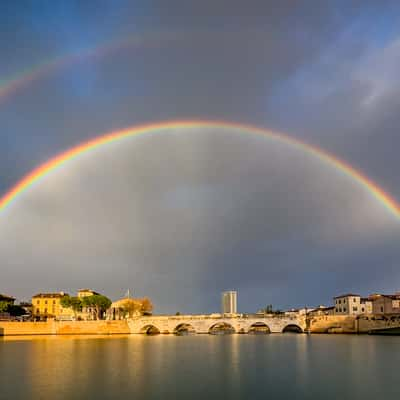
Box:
127;314;306;334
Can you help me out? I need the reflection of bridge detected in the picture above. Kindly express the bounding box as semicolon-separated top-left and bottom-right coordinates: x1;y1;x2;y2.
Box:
128;315;306;334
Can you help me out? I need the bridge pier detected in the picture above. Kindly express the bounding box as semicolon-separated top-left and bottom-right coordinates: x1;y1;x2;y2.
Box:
127;315;306;334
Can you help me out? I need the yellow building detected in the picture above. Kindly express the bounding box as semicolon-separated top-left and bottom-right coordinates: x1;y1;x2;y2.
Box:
32;292;73;321
77;289;99;298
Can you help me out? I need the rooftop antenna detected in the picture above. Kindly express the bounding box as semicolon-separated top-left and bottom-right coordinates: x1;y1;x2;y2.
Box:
124;289;131;299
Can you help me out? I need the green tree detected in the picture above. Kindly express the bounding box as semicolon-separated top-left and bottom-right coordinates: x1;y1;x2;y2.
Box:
82;295;111;320
60;295;82;318
0;301;9;313
7;305;25;317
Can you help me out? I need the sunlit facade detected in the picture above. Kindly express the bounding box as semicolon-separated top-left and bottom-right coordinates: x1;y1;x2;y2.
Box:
32;292;73;321
222;291;237;314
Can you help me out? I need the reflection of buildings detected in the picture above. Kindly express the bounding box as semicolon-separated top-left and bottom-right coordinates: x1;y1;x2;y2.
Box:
222;291;237;315
32;292;73;321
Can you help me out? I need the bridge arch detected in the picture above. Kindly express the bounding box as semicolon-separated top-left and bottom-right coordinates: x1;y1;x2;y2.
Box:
140;324;161;335
248;322;271;334
208;322;235;335
174;323;196;335
282;324;303;333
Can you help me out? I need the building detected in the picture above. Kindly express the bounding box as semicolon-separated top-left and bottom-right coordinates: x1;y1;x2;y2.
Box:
221;291;237;315
77;289;100;298
369;293;400;314
284;308;311;317
32;292;73;321
308;306;335;317
334;294;372;315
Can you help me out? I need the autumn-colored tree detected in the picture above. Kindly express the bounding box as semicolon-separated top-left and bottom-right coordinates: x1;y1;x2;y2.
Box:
140;297;153;315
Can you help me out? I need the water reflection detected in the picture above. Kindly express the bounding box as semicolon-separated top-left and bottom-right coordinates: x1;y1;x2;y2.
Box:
1;335;400;400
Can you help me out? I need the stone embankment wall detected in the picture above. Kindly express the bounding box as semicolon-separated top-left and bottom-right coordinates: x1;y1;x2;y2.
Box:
308;315;357;333
0;320;130;336
308;314;400;333
358;314;400;333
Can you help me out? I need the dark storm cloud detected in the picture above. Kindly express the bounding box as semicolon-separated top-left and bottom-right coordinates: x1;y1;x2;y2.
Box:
1;1;400;311
1;128;398;312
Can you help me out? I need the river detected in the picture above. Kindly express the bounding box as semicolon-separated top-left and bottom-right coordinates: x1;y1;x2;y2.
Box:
0;334;399;399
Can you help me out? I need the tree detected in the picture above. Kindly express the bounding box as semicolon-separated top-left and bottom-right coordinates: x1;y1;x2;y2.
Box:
140;297;153;315
7;305;25;317
0;301;9;313
0;302;25;317
258;304;273;314
82;295;111;320
60;295;82;318
119;299;142;318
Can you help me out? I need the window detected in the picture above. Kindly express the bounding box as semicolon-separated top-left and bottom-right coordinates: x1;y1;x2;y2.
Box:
53;300;56;304
353;298;356;302
343;308;346;312
353;307;358;312
381;307;384;313
37;300;40;305
45;300;48;305
344;299;346;303
361;308;365;312
339;300;341;304
335;308;338;312
44;308;48;313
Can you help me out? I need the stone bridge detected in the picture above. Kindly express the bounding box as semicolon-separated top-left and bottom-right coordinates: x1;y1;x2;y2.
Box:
128;314;306;334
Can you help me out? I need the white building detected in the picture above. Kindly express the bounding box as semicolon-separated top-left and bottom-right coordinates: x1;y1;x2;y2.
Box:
334;294;372;315
221;291;237;314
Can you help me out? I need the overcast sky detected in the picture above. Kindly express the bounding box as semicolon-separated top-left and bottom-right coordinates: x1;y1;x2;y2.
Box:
1;1;400;313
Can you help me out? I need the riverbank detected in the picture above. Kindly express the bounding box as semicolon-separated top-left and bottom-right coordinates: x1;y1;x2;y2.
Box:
0;320;130;336
1;314;400;336
309;314;400;334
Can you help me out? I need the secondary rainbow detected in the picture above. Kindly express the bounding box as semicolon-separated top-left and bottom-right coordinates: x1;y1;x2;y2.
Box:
0;31;181;104
1;120;399;219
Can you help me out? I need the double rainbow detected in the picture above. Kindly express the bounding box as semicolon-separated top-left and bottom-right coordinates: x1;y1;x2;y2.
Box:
0;120;399;219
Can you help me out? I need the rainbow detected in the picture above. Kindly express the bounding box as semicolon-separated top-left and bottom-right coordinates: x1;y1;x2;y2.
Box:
0;120;399;219
0;31;182;104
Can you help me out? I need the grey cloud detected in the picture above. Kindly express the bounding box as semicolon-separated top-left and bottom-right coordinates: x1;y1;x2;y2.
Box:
1;2;400;312
1;127;398;311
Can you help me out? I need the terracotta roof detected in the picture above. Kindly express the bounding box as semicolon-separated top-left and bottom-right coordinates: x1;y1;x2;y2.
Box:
333;293;360;299
369;294;400;300
32;292;67;298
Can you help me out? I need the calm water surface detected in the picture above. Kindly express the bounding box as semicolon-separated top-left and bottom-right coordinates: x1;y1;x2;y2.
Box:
0;334;399;400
